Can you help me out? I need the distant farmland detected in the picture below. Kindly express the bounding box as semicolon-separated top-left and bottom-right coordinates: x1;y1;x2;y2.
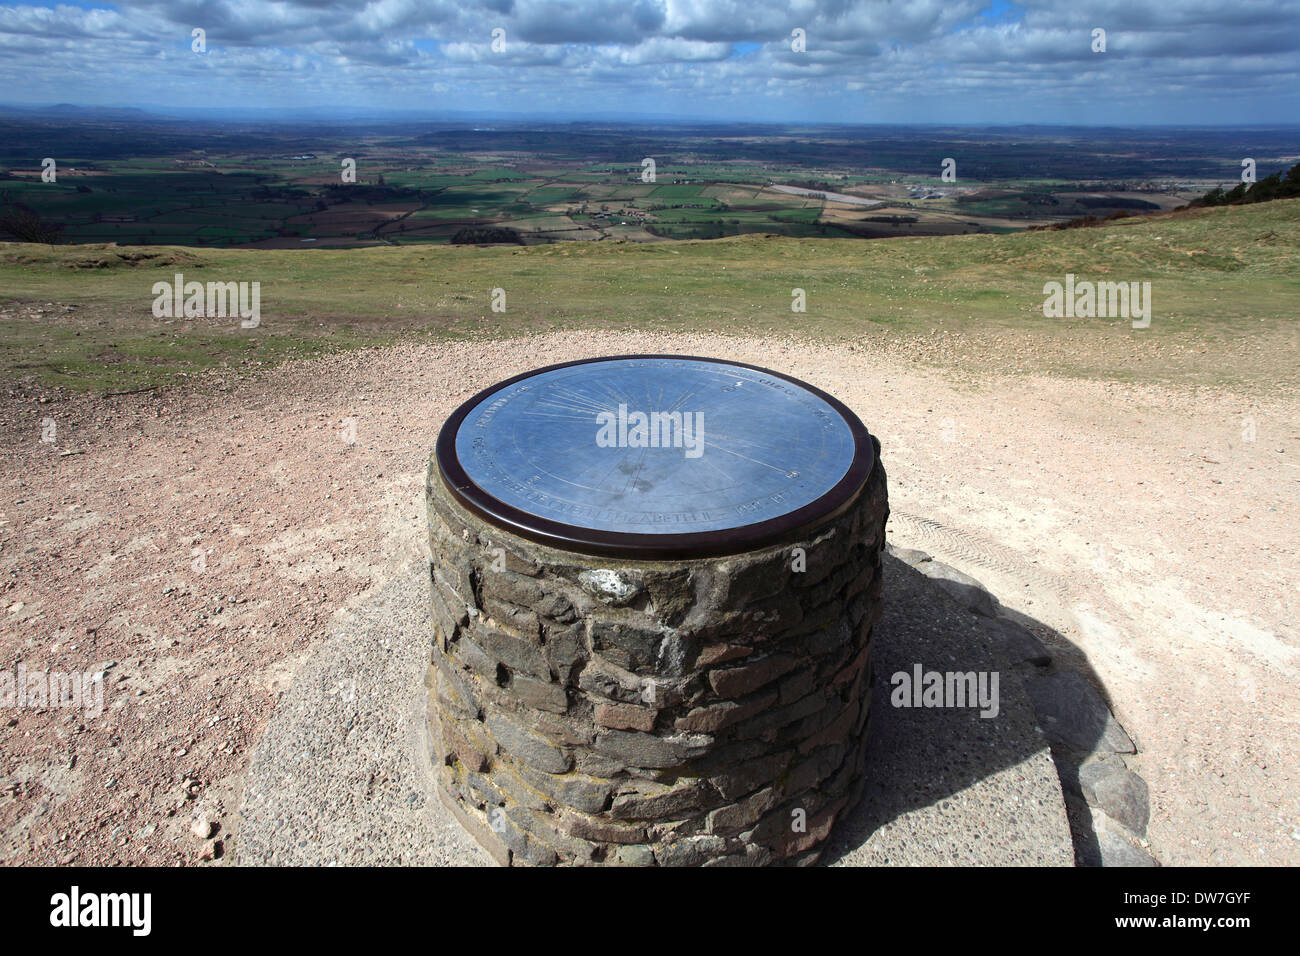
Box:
2;118;1282;249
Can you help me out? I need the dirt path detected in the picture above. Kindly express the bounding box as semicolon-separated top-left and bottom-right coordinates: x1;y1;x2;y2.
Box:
1;331;1295;865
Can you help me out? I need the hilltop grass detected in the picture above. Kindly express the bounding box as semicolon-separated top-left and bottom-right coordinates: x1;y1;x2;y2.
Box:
1;199;1297;393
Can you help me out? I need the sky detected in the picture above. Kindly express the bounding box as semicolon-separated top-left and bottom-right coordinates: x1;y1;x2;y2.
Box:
0;0;1297;125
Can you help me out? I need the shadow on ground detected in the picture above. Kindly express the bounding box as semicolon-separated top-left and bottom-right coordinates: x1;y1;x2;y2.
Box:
823;549;1152;867
823;552;1069;865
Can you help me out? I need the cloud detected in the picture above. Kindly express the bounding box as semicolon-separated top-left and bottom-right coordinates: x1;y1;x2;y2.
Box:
0;0;1295;123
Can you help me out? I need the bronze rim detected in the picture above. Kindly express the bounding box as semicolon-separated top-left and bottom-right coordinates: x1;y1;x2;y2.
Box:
434;354;875;560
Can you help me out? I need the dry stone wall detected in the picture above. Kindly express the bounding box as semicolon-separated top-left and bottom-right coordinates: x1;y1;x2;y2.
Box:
425;442;888;866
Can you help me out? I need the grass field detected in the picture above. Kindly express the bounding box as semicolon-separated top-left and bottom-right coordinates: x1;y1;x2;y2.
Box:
2;198;1296;394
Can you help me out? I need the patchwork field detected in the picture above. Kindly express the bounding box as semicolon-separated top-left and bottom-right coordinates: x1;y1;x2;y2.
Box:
5;120;1288;249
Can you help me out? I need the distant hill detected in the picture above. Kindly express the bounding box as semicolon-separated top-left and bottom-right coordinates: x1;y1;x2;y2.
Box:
1192;162;1300;207
1031;161;1300;232
1;103;152;121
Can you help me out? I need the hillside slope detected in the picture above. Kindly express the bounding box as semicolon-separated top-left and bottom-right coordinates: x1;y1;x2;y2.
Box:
1;198;1297;393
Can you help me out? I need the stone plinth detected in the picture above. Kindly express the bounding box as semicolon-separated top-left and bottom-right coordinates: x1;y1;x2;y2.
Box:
424;436;888;867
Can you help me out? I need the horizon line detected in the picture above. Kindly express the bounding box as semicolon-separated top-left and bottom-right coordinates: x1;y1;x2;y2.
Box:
3;102;1300;131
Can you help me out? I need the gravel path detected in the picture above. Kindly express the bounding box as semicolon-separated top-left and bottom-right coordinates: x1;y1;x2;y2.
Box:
1;330;1295;865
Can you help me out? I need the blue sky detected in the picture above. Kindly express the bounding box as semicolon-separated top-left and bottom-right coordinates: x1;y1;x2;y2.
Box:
0;0;1297;124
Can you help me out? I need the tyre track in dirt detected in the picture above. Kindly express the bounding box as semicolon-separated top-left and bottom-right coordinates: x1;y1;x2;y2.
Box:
888;508;1072;604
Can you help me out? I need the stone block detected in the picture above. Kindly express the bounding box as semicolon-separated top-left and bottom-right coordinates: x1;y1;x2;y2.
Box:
592;729;710;769
594;700;659;732
709;654;799;698
476;623;551;681
674;689;778;734
706;785;777;835
653;834;728;867
611;778;714;821
514;765;612;815
484;711;571;774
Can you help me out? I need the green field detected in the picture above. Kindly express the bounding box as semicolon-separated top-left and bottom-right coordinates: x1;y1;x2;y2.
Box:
1;199;1297;394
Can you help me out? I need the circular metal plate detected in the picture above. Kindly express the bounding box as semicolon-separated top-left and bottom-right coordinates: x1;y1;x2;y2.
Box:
436;355;874;558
